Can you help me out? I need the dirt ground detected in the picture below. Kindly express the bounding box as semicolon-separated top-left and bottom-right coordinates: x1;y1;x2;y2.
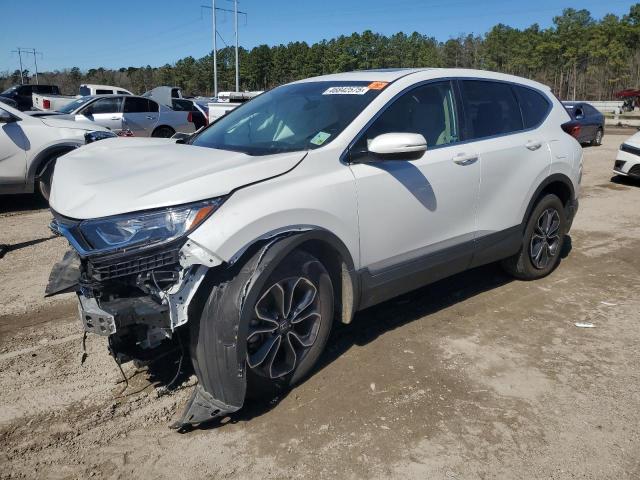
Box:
1;132;639;479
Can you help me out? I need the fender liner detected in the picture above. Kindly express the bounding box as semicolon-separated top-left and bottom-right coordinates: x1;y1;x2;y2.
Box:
26;143;80;189
174;229;357;429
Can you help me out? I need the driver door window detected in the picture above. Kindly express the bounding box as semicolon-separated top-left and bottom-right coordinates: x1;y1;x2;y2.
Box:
83;97;123;115
352;81;459;159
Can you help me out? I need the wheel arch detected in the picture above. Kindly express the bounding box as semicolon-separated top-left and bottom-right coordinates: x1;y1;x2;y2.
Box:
523;173;575;224
26;142;80;188
227;227;360;325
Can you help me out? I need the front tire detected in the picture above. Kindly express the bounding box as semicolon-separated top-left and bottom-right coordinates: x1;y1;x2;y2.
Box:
591;128;603;146
501;194;566;280
37;158;57;201
151;126;176;138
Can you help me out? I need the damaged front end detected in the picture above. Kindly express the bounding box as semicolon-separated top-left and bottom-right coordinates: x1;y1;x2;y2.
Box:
46;201;244;428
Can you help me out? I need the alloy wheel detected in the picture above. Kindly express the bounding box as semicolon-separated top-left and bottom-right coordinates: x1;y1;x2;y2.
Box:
529;208;561;269
247;277;322;379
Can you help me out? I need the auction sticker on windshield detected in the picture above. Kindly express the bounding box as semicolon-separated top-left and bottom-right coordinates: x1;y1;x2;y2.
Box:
323;86;369;95
310;131;331;145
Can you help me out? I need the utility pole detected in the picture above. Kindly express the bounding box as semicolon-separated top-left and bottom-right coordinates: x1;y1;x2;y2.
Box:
32;48;39;84
212;0;217;97
14;48;24;84
201;2;246;95
11;47;42;85
234;0;239;92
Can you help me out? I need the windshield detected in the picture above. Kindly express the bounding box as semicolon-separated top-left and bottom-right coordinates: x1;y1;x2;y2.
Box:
191;81;386;155
57;97;92;113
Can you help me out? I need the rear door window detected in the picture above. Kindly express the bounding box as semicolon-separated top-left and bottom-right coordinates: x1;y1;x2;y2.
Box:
124;97;152;113
96;89;114;95
460;80;524;139
513;86;550;129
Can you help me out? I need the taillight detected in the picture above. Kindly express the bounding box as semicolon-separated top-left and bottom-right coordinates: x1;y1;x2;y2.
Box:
43;99;51;109
561;121;581;139
187;112;193;123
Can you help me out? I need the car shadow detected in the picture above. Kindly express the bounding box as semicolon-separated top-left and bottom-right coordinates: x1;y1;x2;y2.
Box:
0;193;48;214
158;236;574;431
0;236;56;259
198;261;518;429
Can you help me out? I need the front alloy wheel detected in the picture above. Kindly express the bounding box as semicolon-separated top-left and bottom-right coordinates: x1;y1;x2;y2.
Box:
247;277;322;379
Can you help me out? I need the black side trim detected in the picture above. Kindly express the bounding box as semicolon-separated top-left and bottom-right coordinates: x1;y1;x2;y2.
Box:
357;239;474;310
469;225;523;269
621;143;640;157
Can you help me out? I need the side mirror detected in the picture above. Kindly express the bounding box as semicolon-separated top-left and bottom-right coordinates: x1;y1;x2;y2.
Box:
368;133;427;157
171;132;192;144
0;110;17;124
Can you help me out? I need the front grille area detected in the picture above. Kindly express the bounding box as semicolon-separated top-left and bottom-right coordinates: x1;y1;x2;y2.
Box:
89;247;180;281
629;164;640;177
621;143;640;157
614;160;626;171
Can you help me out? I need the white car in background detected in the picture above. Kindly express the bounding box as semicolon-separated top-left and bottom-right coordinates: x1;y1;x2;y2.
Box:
47;68;582;429
0;102;114;199
613;130;640;179
30;94;197;138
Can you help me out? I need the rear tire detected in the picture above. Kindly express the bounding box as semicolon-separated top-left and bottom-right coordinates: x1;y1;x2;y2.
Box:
501;194;566;280
591;128;603;146
151;126;175;138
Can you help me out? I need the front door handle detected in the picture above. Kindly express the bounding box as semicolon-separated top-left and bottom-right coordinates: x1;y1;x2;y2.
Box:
526;140;543;151
111;116;119;120
146;116;156;120
453;152;479;166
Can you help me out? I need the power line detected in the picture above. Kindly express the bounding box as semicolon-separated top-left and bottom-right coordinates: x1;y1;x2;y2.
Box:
10;48;43;85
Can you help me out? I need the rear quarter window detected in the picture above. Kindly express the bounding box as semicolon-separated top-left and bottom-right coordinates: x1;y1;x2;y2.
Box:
460;80;524;140
513;86;550;129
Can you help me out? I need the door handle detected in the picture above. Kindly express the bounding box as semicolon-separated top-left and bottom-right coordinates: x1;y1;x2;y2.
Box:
526;140;543;151
146;116;156;120
111;116;119;120
453;152;479;166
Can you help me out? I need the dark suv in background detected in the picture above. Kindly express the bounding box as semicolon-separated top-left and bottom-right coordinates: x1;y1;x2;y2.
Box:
562;101;605;146
0;84;60;111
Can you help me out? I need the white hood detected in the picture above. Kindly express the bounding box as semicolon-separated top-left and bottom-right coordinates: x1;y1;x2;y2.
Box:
39;116;98;130
49;138;306;219
624;131;640;148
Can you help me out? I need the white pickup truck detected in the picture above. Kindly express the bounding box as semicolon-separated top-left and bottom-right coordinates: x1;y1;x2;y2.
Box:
207;91;262;122
33;84;133;112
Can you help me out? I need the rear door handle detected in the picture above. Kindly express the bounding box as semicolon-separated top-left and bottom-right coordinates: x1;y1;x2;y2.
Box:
526;140;543;151
453;152;479;166
111;116;119;120
146;116;156;120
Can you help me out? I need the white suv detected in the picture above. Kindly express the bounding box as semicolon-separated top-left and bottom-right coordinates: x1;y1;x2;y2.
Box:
0;103;114;199
47;69;582;428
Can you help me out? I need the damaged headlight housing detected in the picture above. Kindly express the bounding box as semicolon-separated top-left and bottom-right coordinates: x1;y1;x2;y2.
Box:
79;199;223;252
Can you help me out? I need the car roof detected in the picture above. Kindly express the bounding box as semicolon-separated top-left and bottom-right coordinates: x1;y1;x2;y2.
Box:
293;68;551;91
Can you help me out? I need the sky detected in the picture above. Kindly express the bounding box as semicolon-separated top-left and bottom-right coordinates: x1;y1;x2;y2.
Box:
0;0;636;73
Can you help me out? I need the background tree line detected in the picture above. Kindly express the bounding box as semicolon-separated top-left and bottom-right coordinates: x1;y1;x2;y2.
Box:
2;5;639;100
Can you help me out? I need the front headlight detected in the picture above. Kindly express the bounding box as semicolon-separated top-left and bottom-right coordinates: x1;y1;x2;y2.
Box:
85;130;117;144
79;199;223;252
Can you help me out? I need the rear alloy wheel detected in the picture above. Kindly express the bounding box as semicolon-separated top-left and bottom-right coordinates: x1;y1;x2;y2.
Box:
591;128;603;146
529;208;561;269
151;126;175;138
501;193;566;280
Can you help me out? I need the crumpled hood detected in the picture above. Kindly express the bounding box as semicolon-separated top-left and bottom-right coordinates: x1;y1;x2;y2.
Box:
624;131;640;149
49;137;306;219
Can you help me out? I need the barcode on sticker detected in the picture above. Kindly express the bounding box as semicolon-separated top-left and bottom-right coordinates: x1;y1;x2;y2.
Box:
322;86;369;95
